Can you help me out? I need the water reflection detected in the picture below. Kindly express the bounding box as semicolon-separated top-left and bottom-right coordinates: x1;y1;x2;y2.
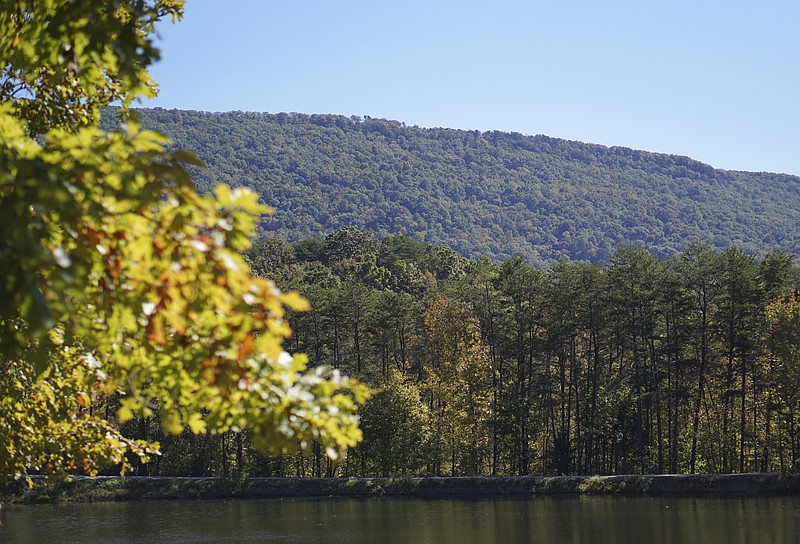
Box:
2;495;800;543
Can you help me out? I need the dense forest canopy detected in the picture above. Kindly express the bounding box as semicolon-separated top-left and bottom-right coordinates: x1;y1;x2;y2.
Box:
122;108;800;263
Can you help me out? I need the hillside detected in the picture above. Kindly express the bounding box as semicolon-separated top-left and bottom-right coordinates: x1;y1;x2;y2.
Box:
128;108;800;263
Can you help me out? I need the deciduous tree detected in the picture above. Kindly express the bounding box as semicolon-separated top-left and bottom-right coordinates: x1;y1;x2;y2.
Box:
0;0;368;481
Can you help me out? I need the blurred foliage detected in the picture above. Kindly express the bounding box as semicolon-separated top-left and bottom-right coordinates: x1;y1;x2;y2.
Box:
0;0;368;482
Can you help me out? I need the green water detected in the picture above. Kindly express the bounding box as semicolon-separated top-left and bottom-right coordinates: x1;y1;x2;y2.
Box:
2;496;799;543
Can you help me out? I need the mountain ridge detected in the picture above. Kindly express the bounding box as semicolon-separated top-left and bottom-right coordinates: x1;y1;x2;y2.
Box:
125;108;800;263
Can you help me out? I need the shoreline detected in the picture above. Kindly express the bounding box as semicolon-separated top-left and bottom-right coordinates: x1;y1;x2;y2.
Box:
3;473;799;504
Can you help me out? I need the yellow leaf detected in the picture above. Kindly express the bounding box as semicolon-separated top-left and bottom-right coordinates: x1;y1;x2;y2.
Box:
187;413;207;434
281;290;311;312
163;309;185;335
118;405;134;423
162;411;183;435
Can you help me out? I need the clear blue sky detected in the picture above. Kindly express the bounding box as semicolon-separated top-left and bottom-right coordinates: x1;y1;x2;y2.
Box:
147;0;800;176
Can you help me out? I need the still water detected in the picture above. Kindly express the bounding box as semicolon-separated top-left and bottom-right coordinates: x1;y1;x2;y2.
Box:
2;496;800;544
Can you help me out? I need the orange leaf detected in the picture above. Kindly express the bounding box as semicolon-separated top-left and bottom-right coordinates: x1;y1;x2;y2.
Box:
163;310;185;336
147;315;167;346
237;333;254;361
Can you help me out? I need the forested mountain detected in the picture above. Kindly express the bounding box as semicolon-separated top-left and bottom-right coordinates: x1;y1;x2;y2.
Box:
122;107;800;263
118;230;800;478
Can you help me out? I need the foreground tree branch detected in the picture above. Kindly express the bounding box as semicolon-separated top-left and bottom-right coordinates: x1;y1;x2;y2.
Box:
0;0;368;482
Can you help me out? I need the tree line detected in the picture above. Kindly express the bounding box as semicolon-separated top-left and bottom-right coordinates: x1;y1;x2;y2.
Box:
117;228;800;479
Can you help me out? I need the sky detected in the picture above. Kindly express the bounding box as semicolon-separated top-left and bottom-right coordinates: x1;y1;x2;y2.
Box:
147;0;800;176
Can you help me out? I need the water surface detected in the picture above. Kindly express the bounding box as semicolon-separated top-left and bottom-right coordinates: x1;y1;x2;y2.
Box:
3;495;799;543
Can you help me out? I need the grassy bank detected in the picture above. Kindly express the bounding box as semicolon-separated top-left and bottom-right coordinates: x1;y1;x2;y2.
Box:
3;473;800;504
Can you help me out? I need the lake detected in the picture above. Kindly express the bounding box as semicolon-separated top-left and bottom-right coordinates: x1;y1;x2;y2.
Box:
2;496;799;543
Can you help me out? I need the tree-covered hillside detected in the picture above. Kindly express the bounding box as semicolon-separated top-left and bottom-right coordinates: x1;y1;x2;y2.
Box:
128;108;800;263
